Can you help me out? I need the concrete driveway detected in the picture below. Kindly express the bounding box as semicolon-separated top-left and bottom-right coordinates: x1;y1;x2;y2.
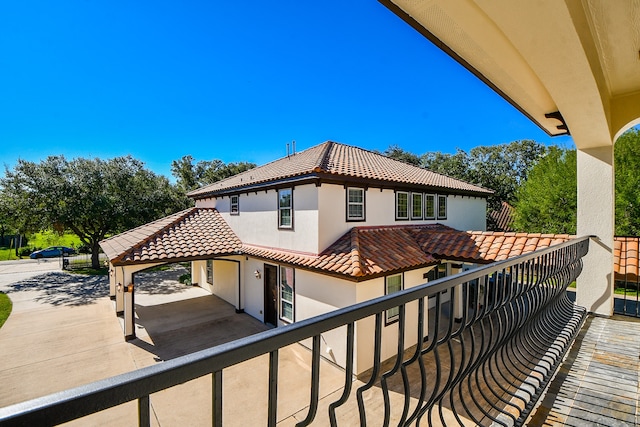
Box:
0;262;353;426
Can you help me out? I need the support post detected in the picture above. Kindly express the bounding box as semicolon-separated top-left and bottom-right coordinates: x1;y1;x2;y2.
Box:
576;146;614;316
109;264;116;299
124;282;135;340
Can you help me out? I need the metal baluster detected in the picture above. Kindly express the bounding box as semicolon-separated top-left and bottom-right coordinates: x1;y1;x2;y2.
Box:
213;370;222;427
295;335;321;427
328;323;355;427
268;350;278;427
138;395;150;427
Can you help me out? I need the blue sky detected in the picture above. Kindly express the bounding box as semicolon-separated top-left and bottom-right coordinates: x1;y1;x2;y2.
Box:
1;0;572;179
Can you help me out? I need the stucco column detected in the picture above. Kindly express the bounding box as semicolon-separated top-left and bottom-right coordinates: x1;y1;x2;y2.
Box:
576;146;614;316
108;264;116;299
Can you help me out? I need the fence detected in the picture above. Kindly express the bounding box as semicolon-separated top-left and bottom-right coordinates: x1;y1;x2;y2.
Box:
0;236;590;426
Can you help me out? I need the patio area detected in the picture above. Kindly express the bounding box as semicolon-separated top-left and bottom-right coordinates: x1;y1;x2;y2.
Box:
0;267;349;426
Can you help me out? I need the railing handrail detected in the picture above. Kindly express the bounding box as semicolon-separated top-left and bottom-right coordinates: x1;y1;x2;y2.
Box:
0;235;591;426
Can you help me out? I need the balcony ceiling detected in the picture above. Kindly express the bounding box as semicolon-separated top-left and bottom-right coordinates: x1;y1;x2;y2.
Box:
381;0;640;148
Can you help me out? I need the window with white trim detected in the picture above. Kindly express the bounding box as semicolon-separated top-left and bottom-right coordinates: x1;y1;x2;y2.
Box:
385;273;403;323
395;191;409;220
411;192;423;219
437;195;447;219
280;266;295;322
230;195;239;215
347;187;365;221
278;188;293;228
206;260;214;285
424;194;436;219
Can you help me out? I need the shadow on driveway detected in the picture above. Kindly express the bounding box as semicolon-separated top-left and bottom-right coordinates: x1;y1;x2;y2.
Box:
7;272;108;306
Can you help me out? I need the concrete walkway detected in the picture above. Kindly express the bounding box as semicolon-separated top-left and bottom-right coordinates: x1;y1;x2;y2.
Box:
0;263;351;426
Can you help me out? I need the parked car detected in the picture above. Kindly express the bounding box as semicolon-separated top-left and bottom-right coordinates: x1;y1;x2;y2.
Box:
29;246;76;259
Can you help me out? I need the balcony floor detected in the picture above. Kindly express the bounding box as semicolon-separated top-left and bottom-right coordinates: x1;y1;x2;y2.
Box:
529;315;640;426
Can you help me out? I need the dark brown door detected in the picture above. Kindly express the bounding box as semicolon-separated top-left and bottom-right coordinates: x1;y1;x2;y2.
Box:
264;264;278;326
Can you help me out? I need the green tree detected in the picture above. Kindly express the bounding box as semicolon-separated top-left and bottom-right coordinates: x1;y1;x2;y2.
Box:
512;147;577;234
2;156;187;268
420;140;547;229
383;145;422;166
615;128;640;235
171;156;256;191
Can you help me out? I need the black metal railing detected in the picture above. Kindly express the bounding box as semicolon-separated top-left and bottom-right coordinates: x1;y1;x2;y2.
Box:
0;237;590;426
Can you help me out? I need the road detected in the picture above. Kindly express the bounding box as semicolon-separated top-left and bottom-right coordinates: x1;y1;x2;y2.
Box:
0;258;61;291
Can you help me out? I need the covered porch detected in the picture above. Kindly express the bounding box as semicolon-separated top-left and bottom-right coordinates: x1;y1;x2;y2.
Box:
99;208;246;340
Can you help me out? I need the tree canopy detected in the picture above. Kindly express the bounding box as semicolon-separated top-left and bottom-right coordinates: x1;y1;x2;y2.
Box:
512;147;577;234
2;156;188;268
171;155;256;192
614;128;640;236
385;140;548;230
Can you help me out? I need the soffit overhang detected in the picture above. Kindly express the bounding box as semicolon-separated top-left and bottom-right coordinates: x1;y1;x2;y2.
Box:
381;0;640;148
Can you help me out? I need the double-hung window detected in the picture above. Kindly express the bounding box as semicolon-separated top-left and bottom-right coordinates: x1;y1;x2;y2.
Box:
385;273;403;323
411;192;423;219
424;194;436;219
437;195;447;219
230;195;239;215
395;191;409;220
347;187;365;221
280;266;295;322
278;188;293;228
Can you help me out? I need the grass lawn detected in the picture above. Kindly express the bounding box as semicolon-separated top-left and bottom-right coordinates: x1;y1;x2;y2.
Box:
27;231;83;250
614;287;640;297
0;292;12;329
0;247;19;261
0;231;84;261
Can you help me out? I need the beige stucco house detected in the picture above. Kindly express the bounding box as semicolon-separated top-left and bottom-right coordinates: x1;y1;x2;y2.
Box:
101;141;570;374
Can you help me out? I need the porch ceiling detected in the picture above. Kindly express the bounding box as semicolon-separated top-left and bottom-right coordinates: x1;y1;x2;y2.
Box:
380;0;640;146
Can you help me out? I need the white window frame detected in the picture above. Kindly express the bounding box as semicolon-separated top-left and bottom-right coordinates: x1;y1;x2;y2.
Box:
395;191;409;220
346;187;365;221
279;266;295;323
411;192;423;220
437;195;447;220
206;259;214;285
230;195;239;215
385;273;404;324
424;194;436;220
278;188;293;229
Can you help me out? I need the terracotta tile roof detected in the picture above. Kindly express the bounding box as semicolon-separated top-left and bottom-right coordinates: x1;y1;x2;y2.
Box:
102;209;573;278
416;230;572;262
243;226;572;279
187;141;492;198
100;208;241;265
243;225;443;278
489;201;514;232
614;236;640;282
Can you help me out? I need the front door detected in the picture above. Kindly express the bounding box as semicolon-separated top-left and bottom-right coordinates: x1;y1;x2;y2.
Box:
264;264;278;326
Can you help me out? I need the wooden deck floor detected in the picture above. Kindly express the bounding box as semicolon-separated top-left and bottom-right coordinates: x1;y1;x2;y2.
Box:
529;315;640;426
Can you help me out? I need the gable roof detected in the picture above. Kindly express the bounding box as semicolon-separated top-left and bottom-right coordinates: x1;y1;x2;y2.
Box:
100;208;242;265
187;141;492;198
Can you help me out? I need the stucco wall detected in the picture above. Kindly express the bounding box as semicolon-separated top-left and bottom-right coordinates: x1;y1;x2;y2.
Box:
294;269;356;368
318;184;487;251
212;260;238;307
243;257;266;322
445;195;487;231
209;185;319;254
